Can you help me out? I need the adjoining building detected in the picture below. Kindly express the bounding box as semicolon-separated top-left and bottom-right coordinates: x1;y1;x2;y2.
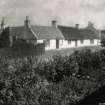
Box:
0;17;101;51
8;17;64;51
58;22;100;49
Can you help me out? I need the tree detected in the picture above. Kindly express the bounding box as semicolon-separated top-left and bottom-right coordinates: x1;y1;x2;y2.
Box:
0;27;10;48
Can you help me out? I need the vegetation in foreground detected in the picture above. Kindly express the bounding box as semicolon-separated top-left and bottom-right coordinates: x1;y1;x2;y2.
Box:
0;48;105;105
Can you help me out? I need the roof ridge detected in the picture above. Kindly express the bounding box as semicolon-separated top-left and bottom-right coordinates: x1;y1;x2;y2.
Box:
58;25;78;29
10;26;24;28
31;25;52;27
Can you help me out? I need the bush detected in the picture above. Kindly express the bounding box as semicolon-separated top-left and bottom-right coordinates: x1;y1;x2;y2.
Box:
101;38;105;47
0;48;104;105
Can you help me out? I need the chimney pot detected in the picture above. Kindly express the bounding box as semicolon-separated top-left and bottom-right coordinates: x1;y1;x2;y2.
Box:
24;16;30;27
52;20;57;27
75;24;79;29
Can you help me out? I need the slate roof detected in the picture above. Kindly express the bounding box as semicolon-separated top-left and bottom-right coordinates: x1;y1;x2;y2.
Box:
58;26;80;40
9;24;99;40
58;25;99;40
10;26;37;40
10;26;24;37
9;25;64;40
31;25;64;39
80;29;99;39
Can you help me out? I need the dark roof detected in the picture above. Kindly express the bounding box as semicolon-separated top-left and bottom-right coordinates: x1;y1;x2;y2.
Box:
80;29;99;39
10;26;24;37
9;25;64;40
10;26;37;40
20;27;37;40
58;26;80;40
31;25;64;39
58;25;99;40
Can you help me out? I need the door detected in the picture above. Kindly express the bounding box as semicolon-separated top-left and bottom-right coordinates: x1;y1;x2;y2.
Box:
56;39;59;49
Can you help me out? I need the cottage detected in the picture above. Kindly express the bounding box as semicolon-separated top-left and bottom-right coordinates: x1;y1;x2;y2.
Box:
58;22;100;48
8;17;64;50
0;17;101;51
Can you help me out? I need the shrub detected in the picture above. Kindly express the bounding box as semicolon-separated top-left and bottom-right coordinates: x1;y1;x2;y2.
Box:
0;48;104;105
101;38;105;47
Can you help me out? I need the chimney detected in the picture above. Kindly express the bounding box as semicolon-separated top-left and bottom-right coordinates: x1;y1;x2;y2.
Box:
24;16;30;27
52;20;57;28
75;24;79;29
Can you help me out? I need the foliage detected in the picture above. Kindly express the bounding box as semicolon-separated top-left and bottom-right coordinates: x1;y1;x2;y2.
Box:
0;48;104;105
0;28;10;48
101;38;105;47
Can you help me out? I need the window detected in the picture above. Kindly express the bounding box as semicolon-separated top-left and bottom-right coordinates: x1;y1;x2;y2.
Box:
60;40;63;45
90;39;94;44
45;39;50;47
80;40;84;44
68;40;71;44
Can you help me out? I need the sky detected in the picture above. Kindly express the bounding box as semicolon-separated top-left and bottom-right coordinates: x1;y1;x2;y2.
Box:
0;0;105;29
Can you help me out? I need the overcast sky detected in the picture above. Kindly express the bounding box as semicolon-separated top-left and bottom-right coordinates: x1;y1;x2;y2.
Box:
0;0;105;29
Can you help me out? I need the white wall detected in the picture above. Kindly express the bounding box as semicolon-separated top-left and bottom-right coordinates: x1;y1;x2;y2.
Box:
37;39;56;50
59;40;76;48
37;40;44;43
97;39;101;45
37;39;100;51
94;39;101;45
77;39;100;47
77;40;90;47
45;39;56;50
59;39;100;49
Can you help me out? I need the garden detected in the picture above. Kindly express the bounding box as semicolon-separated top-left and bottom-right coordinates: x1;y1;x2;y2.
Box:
0;46;105;105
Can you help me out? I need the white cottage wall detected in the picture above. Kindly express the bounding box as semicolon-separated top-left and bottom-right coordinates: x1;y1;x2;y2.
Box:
37;40;44;43
77;39;100;47
59;40;76;48
59;39;100;49
45;39;56;50
38;39;100;51
77;40;90;47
